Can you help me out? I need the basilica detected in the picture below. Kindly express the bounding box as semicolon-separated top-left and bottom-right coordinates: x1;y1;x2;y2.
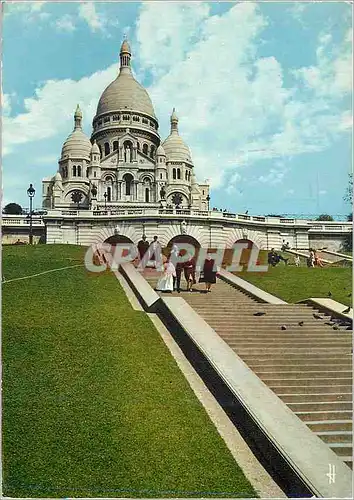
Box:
42;40;210;212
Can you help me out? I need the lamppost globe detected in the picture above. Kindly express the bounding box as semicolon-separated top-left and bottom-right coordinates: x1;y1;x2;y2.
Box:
27;184;35;198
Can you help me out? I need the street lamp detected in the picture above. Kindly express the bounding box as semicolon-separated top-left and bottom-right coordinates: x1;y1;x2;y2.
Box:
27;183;35;245
206;194;211;212
104;191;107;210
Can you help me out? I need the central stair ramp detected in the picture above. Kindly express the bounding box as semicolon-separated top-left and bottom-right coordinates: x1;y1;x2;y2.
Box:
141;267;352;470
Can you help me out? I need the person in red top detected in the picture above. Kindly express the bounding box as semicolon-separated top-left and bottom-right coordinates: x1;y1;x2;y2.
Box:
184;253;196;292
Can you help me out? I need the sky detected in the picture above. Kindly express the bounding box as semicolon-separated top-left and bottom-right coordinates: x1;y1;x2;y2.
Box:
2;0;353;218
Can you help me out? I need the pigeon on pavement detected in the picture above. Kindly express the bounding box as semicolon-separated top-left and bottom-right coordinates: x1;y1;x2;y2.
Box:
280;325;287;330
328;291;332;297
313;313;323;319
254;312;266;316
342;306;351;314
298;321;304;326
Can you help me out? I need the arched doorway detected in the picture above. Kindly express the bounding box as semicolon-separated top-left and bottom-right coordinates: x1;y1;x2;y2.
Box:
166;235;201;259
232;238;263;266
104;235;135;259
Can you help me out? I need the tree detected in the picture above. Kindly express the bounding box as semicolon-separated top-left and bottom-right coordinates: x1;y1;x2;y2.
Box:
71;190;83;209
3;203;23;215
316;214;334;221
344;173;353;205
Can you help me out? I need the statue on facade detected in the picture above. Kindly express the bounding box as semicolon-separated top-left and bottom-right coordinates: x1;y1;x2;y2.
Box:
125;146;131;163
160;184;166;200
91;184;98;198
181;220;187;234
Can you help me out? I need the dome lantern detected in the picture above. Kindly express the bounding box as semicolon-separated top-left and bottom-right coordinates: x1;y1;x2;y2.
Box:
94;39;156;120
61;106;91;160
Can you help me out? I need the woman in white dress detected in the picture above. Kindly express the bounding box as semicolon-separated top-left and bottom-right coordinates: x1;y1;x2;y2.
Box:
155;259;176;292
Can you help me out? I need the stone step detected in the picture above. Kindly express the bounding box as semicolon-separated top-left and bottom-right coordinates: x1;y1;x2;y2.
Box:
234;347;349;353
306;420;352;432
226;340;351;348
263;377;352;387
248;364;352;372
288;401;352;412
256;370;352;379
328;442;352;457
295;410;352;421
242;355;351;364
317;431;352;444
272;385;352;395
343;458;353;468
277;393;352;403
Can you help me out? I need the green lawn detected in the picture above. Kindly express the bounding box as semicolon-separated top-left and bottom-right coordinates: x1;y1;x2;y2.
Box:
2;245;256;498
236;262;352;306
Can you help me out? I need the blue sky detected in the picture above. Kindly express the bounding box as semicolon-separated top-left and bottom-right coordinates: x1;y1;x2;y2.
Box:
2;1;352;218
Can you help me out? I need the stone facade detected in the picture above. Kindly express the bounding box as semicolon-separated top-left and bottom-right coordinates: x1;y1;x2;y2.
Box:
42;40;209;213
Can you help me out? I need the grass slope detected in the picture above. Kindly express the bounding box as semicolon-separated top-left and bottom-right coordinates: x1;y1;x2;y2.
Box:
236;264;352;306
2;245;256;498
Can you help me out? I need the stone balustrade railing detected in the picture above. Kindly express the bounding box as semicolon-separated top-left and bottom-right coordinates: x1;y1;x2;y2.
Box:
2;210;352;232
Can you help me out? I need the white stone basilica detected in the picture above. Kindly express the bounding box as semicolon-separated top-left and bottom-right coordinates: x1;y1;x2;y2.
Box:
42;40;210;212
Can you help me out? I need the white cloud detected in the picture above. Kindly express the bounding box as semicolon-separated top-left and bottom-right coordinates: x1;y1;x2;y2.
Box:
258;162;288;185
4;1;50;21
288;2;309;25
2;0;351;198
56;15;76;33
1;92;16;117
225;172;242;194
294;28;352;96
2;65;118;156
78;2;107;32
319;190;327;195
287;189;295;195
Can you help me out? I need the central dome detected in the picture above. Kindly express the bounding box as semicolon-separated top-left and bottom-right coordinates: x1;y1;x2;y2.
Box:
96;40;156;118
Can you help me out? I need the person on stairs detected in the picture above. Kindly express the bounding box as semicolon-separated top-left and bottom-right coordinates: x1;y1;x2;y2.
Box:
203;254;217;292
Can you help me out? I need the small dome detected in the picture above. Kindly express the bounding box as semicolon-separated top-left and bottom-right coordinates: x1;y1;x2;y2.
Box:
162;109;193;164
61;106;91;160
162;134;193;163
156;144;166;156
61;129;91;159
91;140;100;154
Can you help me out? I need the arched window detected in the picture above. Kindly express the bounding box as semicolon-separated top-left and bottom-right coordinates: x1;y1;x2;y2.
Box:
106;176;113;183
185;171;188;180
104;142;110;156
173;168;176;180
123;173;134;196
160;173;163;179
113;141;118;151
177;169;181;179
94;171;96;177
137;142;140;150
77;165;82;177
73;165;77;177
86;169;89;178
150;145;155;158
98;145;102;158
145;188;149;203
107;186;112;202
143;143;149;155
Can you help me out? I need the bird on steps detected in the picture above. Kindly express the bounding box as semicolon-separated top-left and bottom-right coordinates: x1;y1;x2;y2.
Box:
298;321;304;326
253;312;266;316
280;325;287;330
333;325;339;330
325;321;335;326
313;313;323;320
342;306;351;314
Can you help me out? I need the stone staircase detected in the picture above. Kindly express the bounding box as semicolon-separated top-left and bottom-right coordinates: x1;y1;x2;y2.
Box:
141;268;353;469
